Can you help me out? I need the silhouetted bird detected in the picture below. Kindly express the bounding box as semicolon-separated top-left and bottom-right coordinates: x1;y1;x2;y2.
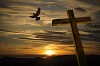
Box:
29;8;40;21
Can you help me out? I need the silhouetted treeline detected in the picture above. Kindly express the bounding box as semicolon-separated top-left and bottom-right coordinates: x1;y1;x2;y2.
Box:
0;55;100;66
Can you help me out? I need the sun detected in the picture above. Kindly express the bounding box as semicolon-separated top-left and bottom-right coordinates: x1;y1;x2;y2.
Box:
44;50;55;56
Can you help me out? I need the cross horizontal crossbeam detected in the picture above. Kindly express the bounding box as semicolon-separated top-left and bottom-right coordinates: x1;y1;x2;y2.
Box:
52;17;91;26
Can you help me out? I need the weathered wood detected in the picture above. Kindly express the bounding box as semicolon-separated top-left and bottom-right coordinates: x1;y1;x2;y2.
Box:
67;10;88;66
52;17;91;26
52;10;91;66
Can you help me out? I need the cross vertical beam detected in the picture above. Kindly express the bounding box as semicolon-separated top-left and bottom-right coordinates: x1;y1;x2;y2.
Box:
67;10;88;66
52;10;91;66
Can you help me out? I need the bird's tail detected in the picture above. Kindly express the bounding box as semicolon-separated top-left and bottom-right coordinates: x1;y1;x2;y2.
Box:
35;17;40;21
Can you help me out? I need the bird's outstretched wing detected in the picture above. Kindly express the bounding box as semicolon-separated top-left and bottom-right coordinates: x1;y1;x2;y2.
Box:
35;8;40;16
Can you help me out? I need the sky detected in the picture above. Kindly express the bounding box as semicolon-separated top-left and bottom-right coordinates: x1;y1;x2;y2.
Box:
0;0;100;57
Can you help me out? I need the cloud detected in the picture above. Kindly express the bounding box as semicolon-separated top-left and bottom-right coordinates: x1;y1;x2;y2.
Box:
43;44;75;55
21;48;32;49
0;0;100;55
74;7;86;12
0;28;21;33
77;0;100;6
81;33;100;42
0;0;99;27
18;30;73;44
92;11;100;23
80;23;100;42
78;11;100;42
44;44;73;50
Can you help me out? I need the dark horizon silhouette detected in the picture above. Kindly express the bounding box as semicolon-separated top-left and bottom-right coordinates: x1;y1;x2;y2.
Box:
0;55;100;66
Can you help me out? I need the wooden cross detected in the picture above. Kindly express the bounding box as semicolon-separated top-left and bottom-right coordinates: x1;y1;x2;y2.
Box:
52;10;91;66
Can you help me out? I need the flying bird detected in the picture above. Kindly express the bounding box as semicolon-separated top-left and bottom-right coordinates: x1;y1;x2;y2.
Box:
29;8;41;21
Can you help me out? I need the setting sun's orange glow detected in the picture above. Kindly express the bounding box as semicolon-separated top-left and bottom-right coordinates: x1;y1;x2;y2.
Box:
44;50;55;56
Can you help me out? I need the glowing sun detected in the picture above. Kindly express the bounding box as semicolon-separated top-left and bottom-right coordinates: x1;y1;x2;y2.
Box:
44;50;55;56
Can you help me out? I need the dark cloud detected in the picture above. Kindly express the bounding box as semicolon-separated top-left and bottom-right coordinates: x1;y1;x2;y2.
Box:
21;48;32;49
81;33;100;42
0;0;66;12
7;12;20;14
0;14;10;17
19;30;73;44
68;45;74;47
0;1;10;8
0;28;23;34
80;23;100;42
92;11;100;23
0;0;35;11
19;38;35;40
0;29;33;45
77;0;100;6
78;10;100;42
74;7;86;12
0;24;35;31
0;36;26;45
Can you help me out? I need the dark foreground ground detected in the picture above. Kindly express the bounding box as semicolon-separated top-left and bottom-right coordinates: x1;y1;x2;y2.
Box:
0;55;100;66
